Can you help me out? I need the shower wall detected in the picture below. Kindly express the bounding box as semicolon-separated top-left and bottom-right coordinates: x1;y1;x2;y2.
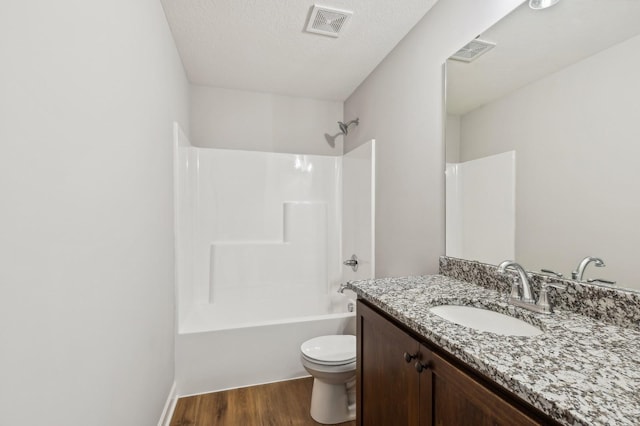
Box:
176;130;343;333
446;151;515;265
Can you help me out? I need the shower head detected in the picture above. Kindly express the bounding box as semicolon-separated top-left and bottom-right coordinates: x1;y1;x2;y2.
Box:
325;118;360;147
337;118;359;135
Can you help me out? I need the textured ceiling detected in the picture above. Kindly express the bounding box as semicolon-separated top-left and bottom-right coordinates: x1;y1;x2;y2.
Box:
447;0;640;115
161;0;438;101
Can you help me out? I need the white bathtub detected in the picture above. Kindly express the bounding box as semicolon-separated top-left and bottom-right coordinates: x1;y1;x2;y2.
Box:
172;125;372;396
175;297;356;396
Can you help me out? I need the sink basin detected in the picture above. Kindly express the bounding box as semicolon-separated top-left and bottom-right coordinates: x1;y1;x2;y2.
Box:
429;305;543;337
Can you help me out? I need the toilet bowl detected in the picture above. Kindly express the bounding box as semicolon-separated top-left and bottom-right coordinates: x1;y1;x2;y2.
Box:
300;335;356;424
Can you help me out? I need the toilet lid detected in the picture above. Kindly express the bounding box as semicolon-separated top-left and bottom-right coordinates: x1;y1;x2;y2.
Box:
301;335;356;365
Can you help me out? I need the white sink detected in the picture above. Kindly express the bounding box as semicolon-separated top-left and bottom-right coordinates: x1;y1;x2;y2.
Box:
429;305;543;337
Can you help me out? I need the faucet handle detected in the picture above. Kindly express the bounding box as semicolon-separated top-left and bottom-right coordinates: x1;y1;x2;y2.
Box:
541;280;567;291
541;269;563;278
536;278;566;313
587;278;617;286
540;275;567;293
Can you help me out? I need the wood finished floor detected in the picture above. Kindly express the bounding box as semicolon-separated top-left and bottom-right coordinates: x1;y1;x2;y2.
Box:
170;377;356;426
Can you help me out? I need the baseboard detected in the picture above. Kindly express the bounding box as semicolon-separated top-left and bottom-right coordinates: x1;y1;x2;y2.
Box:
158;381;178;426
177;374;312;398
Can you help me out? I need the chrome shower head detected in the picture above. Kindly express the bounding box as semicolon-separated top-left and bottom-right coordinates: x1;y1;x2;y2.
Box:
337;118;359;135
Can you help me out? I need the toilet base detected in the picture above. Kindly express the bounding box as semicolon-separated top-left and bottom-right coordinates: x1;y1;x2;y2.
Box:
309;378;356;424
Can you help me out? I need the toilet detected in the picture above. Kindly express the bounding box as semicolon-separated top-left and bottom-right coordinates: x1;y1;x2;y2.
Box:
300;335;356;424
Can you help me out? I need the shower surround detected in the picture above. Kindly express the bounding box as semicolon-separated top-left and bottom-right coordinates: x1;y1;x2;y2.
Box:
173;124;374;394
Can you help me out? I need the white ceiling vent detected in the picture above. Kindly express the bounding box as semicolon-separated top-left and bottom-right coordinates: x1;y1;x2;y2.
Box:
450;39;496;63
306;5;353;38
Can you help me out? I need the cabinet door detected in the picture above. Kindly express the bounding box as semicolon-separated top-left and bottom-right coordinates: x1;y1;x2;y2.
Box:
357;301;421;426
420;348;539;426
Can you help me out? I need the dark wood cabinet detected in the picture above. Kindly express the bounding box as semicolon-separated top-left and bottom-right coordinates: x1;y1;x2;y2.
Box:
357;300;556;426
356;298;421;425
425;349;539;426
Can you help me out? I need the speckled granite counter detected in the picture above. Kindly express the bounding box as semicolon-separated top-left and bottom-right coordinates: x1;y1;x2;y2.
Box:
347;275;640;426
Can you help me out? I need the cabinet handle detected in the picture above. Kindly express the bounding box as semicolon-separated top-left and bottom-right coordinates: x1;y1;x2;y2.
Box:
415;361;431;373
403;352;418;363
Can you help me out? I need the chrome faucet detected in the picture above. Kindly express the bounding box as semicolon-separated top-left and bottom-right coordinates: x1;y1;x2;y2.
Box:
497;260;535;304
497;260;566;314
571;256;605;281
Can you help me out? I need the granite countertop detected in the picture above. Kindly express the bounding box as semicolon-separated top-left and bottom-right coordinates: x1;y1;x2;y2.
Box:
347;274;640;426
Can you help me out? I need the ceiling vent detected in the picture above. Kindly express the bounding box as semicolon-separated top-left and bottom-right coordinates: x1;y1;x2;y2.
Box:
306;5;352;38
449;38;496;63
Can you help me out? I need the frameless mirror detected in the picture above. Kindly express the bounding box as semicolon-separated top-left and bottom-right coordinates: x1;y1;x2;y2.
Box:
445;0;640;291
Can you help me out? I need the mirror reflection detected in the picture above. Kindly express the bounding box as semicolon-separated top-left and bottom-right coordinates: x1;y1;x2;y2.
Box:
445;0;640;291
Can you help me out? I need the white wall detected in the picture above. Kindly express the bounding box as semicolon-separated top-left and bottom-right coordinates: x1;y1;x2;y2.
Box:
0;1;189;425
344;0;523;277
459;33;640;287
190;85;344;155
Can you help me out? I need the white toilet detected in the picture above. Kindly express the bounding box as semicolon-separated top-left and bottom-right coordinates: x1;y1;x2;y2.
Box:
300;335;357;424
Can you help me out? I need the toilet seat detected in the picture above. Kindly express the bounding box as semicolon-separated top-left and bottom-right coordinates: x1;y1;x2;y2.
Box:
301;335;356;366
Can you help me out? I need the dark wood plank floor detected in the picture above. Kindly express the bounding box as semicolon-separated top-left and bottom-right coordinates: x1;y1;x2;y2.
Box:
170;377;356;426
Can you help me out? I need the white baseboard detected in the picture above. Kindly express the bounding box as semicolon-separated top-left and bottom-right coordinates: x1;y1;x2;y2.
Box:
158;381;178;426
177;374;312;398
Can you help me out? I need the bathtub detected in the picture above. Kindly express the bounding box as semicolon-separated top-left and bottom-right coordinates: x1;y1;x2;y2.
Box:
175;293;356;396
172;124;373;396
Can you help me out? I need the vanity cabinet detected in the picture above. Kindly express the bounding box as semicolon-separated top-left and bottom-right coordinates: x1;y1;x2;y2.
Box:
356;300;556;426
